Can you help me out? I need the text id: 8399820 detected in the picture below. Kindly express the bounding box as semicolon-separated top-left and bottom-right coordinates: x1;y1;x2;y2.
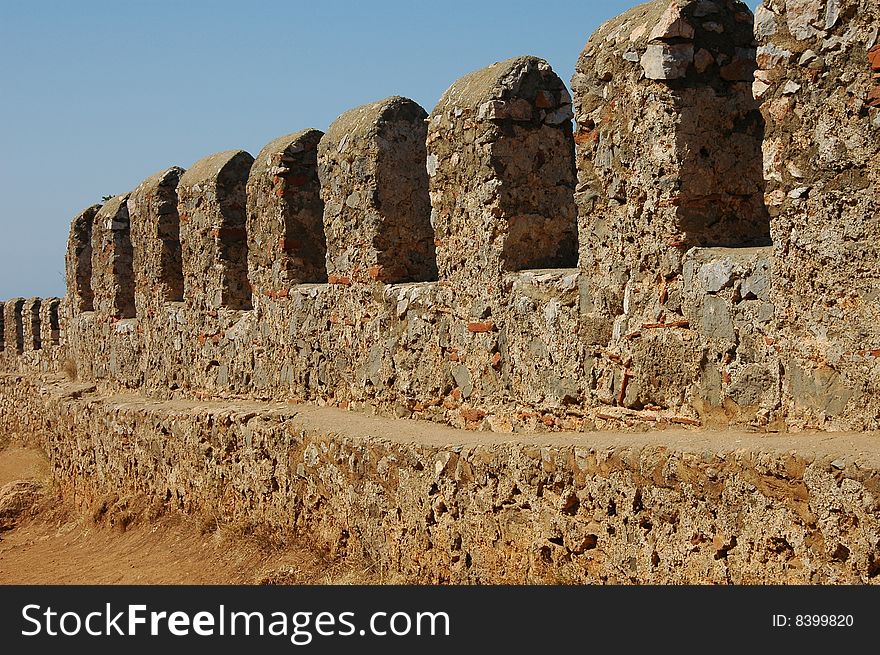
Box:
772;614;854;628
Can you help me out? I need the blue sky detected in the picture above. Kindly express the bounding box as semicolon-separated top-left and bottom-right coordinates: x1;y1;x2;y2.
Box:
0;0;760;300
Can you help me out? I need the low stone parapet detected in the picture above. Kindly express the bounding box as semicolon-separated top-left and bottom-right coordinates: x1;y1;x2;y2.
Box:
2;372;877;584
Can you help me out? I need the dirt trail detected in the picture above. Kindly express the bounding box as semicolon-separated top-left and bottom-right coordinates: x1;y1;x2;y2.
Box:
0;447;49;488
0;443;373;585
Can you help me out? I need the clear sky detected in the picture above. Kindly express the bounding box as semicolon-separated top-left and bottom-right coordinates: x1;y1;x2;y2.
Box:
0;0;760;300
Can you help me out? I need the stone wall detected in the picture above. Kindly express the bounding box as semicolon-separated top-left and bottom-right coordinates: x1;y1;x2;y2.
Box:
247;129;327;296
319;97;436;285
2;372;879;584
2;0;880;587
756;0;880;429
2;0;879;434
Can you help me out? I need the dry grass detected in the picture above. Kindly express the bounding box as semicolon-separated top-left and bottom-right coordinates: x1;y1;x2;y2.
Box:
0;446;385;585
78;494;385;584
210;517;387;585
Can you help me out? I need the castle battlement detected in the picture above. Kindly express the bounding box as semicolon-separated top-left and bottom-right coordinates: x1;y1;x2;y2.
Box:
2;0;878;434
2;0;880;586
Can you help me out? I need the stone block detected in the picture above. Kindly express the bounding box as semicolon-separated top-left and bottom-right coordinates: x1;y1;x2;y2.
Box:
247;129;326;293
178;150;255;311
319;97;435;284
428;56;577;295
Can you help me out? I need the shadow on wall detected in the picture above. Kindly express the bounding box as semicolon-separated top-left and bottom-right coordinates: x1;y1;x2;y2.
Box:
669;2;770;248
426;55;579;295
318;96;438;285
572;0;771;294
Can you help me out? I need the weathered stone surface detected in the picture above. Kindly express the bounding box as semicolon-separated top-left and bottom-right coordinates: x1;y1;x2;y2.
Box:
573;0;768;268
10;1;873;436
4;0;880;587
869;44;880;108
65;205;100;313
720;47;758;81
641;43;695;79
0;296;64;374
650;3;696;40
179;150;254;311
754;4;778;38
91;195;136;319
22;298;41;351
319;98;435;284
10;1;871;430
571;1;771;424
3;299;24;355
4;373;880;584
869;45;880;70
0;2;878;500
757;43;792;69
247;129;326;295
680;247;780;424
129;166;186;313
127;166;189;392
786;359;854;417
428;56;577;297
757;0;880;429
0;478;42;531
39;298;61;350
785;0;822;41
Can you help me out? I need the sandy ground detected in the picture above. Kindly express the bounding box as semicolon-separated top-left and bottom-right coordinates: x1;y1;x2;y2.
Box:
0;442;373;585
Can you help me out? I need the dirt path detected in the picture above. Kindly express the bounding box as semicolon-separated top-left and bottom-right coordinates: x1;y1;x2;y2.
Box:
0;446;49;488
0;443;373;585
